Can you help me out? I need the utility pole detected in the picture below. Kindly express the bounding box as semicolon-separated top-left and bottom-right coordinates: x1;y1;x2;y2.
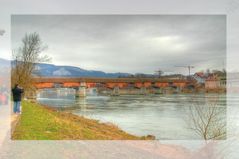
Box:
175;65;195;76
155;69;163;78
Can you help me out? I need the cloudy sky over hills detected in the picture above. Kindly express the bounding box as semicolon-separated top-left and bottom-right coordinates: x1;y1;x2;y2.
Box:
11;15;226;74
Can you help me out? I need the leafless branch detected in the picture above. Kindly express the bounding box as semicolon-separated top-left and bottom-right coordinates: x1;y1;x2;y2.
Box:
11;32;51;97
185;96;226;140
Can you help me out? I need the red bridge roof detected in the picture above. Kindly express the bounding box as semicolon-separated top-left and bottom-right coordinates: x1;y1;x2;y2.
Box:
33;77;190;83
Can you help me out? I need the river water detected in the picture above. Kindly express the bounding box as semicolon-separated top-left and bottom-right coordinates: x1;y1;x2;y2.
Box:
37;89;227;140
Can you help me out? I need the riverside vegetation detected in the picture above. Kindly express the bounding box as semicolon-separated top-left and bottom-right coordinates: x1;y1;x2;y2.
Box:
12;101;154;140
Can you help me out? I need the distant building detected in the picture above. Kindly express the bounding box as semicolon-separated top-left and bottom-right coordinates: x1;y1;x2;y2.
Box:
205;74;226;90
193;72;207;84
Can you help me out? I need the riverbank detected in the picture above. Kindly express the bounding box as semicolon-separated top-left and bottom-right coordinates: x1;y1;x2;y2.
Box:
12;101;153;140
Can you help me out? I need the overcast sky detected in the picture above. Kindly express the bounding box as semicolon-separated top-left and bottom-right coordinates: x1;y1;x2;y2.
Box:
11;15;226;74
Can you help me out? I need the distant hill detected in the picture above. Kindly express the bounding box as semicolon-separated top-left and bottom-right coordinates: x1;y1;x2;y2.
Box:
34;63;132;77
2;58;149;78
0;58;10;67
1;58;186;78
3;58;130;77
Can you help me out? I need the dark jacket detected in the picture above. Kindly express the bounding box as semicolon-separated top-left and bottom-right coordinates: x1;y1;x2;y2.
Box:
12;87;24;101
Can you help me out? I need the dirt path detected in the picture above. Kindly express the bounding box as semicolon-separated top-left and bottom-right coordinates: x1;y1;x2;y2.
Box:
11;113;20;135
0;104;11;149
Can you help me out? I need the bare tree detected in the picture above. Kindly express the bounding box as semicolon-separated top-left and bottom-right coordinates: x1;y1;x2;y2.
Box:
11;32;50;97
186;97;226;140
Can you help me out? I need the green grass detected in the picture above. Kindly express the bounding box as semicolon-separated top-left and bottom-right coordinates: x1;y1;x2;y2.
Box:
12;101;152;140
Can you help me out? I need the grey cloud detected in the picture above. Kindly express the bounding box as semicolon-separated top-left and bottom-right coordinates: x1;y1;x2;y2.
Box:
0;29;5;36
11;15;226;74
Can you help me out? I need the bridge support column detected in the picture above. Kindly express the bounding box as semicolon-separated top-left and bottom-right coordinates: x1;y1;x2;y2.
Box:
75;82;86;98
140;87;147;95
112;86;120;96
154;88;162;94
176;86;182;93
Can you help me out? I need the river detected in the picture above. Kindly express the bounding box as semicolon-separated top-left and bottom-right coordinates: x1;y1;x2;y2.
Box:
37;89;227;140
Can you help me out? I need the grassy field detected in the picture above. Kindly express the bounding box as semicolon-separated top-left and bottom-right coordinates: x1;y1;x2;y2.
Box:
12;101;152;140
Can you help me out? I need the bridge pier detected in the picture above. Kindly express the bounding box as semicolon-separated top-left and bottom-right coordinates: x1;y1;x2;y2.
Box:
75;82;86;98
140;87;147;95
112;86;120;96
176;86;182;93
154;87;162;94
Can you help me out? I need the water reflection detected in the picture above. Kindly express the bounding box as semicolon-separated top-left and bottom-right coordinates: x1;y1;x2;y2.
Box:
37;88;227;140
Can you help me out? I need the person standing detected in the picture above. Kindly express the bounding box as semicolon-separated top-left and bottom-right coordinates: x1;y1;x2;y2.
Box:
12;84;24;114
